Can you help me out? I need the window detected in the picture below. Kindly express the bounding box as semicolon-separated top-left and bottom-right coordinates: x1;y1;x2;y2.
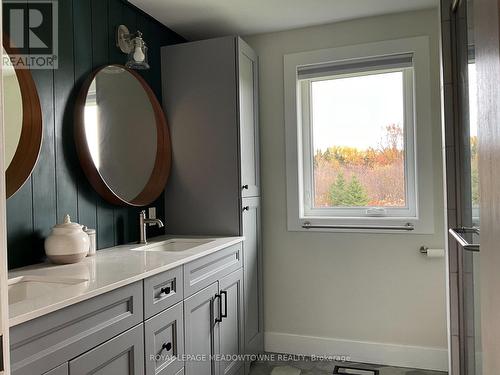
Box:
284;37;435;233
300;57;416;219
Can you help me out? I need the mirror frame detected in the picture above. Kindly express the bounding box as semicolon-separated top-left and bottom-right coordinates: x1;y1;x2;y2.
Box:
74;64;171;207
3;35;43;198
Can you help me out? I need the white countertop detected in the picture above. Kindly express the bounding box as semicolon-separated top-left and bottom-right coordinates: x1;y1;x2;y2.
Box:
8;235;244;327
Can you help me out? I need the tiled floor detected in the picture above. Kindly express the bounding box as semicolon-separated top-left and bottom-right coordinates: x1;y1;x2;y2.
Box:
249;356;448;375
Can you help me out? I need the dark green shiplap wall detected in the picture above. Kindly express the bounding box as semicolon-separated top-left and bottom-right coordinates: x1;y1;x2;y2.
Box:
5;0;184;269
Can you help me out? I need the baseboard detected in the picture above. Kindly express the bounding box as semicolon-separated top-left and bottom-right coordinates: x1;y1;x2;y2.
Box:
264;332;448;372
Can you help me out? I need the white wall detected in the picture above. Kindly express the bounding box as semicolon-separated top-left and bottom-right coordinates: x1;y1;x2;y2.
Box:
246;8;448;370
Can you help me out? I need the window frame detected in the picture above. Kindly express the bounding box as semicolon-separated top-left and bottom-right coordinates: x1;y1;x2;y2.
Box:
300;67;417;219
284;37;435;233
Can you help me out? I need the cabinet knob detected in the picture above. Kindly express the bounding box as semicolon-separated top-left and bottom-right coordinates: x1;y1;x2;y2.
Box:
242;185;249;190
243;206;250;211
160;286;171;295
162;342;172;351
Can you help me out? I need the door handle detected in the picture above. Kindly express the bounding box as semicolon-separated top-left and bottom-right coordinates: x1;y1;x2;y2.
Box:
220;290;228;319
449;227;480;252
214;293;223;323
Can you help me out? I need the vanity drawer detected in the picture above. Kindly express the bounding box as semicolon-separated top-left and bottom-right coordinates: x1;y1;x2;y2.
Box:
144;266;183;319
10;281;143;375
183;243;242;297
144;302;184;375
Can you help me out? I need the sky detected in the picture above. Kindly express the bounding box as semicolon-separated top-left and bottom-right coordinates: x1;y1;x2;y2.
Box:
311;71;404;152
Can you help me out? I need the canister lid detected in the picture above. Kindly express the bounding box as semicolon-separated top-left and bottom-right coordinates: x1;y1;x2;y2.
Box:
83;226;96;235
53;214;83;230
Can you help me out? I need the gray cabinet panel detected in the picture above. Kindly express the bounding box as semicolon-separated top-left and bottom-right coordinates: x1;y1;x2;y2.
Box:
183;243;242;297
43;363;68;375
69;324;144;375
184;283;220;375
174;369;184;375
162;36;241;236
145;302;184;375
242;197;264;356
10;282;143;375
238;38;260;198
144;266;184;319
219;269;244;375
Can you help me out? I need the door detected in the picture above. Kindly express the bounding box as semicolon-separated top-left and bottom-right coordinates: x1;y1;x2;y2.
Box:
238;39;260;198
184;282;220;375
218;269;244;375
445;0;482;373
69;324;144;375
241;197;264;362
475;0;500;371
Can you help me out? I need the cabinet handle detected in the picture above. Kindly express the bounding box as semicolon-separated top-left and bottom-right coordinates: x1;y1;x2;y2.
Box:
160;286;171;296
161;342;172;352
220;290;228;319
214;293;223;323
242;185;249;190
243;206;250;211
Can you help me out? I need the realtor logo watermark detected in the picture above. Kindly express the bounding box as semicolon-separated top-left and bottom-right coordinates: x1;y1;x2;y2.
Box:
3;0;58;69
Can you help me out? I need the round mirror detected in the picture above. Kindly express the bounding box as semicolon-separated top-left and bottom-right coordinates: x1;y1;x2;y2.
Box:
75;65;171;206
3;45;43;198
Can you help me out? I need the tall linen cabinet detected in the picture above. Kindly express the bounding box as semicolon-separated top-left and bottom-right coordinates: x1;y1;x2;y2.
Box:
161;36;264;373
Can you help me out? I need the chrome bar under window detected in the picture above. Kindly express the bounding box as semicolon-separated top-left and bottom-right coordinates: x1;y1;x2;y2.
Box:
302;222;415;231
449;227;480;252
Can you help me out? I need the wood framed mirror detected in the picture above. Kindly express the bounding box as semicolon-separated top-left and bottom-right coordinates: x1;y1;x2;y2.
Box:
75;65;171;206
3;37;43;198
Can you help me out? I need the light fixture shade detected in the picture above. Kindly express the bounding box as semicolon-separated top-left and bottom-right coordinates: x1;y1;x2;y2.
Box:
117;25;150;70
125;34;149;70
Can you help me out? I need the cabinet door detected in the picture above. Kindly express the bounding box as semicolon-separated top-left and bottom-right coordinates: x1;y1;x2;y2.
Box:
219;269;244;375
238;39;260;198
184;283;220;375
69;324;144;375
145;302;184;375
241;197;264;359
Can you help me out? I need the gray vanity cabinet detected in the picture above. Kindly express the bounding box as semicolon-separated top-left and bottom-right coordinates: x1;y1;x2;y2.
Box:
68;324;145;375
219;269;244;375
162;35;264;373
10;282;144;375
241;197;264;364
184;283;220;375
184;270;244;375
161;36;261;235
238;41;260;199
144;302;184;375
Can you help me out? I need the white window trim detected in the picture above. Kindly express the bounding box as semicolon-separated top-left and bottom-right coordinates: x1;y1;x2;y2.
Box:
284;36;435;234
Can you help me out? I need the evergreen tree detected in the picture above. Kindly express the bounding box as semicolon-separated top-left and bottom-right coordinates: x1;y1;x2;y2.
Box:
328;173;370;206
328;172;348;206
346;176;369;206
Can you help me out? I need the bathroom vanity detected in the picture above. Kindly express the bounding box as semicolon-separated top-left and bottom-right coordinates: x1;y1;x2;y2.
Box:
3;30;262;375
8;236;244;375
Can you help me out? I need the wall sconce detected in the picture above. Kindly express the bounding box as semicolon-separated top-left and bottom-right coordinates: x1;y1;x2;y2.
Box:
116;25;150;70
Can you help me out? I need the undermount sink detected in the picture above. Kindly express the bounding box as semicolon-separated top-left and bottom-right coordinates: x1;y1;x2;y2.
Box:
132;238;214;252
8;275;89;305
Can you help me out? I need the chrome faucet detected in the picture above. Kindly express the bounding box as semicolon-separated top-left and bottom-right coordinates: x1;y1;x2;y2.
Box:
139;210;164;244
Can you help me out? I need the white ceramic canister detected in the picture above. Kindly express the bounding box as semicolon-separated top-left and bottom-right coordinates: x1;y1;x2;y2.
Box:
45;214;90;264
83;227;96;256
